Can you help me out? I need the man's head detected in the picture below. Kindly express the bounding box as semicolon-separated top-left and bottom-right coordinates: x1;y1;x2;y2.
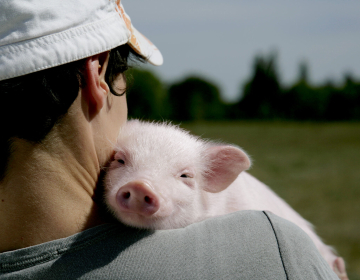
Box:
0;0;162;180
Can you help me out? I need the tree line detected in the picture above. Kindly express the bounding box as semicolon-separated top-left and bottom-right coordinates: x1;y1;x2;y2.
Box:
126;52;360;122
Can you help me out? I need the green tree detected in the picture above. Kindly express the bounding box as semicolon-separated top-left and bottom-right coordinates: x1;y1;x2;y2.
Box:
325;74;360;120
167;76;225;121
126;68;167;120
235;51;282;119
282;62;331;120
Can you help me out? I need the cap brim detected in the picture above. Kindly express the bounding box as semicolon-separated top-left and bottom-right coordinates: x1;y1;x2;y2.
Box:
129;26;163;66
117;3;163;66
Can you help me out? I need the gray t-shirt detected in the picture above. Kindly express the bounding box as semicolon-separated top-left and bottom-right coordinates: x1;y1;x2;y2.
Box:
0;211;338;279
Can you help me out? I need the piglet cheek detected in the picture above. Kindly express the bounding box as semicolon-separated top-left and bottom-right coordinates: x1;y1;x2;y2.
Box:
181;179;195;189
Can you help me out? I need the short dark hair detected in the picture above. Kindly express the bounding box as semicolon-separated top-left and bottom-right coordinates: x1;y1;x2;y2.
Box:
0;44;141;181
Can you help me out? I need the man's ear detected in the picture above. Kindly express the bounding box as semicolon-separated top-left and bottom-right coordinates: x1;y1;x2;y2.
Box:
83;51;110;114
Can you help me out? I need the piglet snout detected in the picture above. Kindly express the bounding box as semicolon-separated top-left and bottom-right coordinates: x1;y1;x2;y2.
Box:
116;181;160;216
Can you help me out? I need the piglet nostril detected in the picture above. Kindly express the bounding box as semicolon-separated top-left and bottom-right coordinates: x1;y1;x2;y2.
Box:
144;196;151;204
123;192;131;199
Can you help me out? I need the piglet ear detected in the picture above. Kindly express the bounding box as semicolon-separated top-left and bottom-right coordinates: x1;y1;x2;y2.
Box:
202;146;250;193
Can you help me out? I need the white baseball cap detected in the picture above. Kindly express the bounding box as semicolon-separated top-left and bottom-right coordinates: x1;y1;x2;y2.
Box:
0;0;163;81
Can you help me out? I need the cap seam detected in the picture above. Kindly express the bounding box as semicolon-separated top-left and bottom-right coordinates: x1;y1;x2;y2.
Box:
0;37;127;81
0;13;126;56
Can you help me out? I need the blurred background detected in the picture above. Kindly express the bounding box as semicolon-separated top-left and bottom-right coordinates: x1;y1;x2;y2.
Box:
125;1;360;278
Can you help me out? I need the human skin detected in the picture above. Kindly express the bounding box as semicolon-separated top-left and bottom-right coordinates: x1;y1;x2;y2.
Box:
0;51;127;253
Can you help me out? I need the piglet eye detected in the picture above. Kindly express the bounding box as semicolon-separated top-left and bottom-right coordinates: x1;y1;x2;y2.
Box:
180;174;188;178
118;159;125;164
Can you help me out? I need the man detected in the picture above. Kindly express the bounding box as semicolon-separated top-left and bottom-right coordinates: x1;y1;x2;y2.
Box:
0;0;339;279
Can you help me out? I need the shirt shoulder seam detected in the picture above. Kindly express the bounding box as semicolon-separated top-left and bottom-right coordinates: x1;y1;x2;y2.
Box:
262;211;289;280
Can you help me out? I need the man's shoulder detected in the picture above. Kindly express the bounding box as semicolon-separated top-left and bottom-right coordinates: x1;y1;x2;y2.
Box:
0;210;338;280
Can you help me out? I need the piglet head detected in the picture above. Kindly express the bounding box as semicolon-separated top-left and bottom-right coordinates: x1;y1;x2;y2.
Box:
105;120;251;230
202;145;251;193
105;147;199;230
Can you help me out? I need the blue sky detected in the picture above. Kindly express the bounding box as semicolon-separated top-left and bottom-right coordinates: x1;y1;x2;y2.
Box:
125;0;360;102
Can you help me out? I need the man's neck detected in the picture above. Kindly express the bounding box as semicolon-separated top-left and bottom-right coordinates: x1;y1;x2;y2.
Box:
0;136;108;253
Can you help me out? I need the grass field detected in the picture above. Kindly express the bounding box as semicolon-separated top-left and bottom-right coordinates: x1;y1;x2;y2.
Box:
181;121;360;279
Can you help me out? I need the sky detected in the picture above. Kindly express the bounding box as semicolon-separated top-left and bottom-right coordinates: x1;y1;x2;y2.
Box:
124;0;360;102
